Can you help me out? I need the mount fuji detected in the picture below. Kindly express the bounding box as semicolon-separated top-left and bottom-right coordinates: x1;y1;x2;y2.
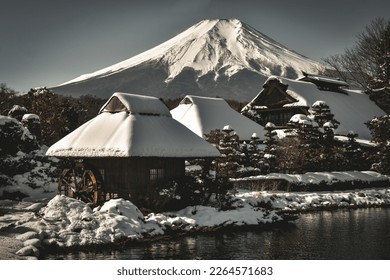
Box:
52;19;325;102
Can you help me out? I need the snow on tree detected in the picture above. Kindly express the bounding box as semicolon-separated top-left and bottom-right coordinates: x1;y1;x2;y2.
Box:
287;114;320;143
282;114;324;172
21;113;41;142
366;115;390;174
241;106;263;124
217;125;240;178
263;122;278;173
204;127;238;177
8;105;27;121
309;100;340;129
246;132;262;171
239;141;251;168
0;115;58;196
343;131;364;170
322;121;335;142
0;115;37;156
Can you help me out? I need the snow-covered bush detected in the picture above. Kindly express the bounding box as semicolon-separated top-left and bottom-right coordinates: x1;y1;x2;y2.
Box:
0;115;59;199
0;115;38;156
8;105;27;121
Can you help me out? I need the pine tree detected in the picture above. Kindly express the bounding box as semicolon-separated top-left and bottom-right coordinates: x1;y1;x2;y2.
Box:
310;101;340;129
322;121;335;142
241;106;263;124
248;132;264;173
239;141;251;168
366;115;390;174
204;126;241;178
218;125;240;178
263;122;278;173
0;116;38;156
319;121;337;171
286;114;322;172
343;131;364;170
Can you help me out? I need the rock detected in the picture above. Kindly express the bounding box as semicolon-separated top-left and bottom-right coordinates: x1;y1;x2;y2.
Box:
23;238;41;248
16;245;39;257
16;231;39;241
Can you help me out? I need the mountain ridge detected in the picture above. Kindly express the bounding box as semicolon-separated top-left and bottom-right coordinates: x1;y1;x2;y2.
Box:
52;19;326;102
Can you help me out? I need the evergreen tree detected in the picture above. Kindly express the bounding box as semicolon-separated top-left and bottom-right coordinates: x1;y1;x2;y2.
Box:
343;131;364;170
286;114;322;172
263;122;278;173
241;106;263;124
366;115;390;174
248;132;264;173
218;125;240;178
310;100;340;129
319;121;338;171
239;141;251;168
0;115;38;156
322;121;335;142
204;127;241;178
8;105;27;121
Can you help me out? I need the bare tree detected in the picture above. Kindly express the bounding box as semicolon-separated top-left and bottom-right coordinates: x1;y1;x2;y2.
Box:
324;17;390;90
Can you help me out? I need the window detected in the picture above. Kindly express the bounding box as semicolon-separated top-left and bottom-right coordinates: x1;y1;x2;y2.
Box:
149;168;165;182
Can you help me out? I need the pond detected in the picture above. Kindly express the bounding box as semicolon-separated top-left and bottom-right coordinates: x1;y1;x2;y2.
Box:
46;207;390;260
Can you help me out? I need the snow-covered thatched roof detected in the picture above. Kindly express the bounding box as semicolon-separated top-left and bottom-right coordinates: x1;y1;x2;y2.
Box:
286;78;386;139
247;77;386;140
170;95;265;141
46;92;220;158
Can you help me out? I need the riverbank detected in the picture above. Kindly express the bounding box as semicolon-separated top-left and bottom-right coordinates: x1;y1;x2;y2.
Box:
1;186;390;259
231;171;390;191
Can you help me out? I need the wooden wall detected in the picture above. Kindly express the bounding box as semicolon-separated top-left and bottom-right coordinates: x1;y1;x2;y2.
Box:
85;157;185;197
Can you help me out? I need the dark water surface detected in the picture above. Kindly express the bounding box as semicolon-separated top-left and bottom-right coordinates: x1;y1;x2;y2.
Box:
47;208;390;260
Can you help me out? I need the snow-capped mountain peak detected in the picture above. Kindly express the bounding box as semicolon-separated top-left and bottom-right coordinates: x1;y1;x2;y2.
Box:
53;19;325;101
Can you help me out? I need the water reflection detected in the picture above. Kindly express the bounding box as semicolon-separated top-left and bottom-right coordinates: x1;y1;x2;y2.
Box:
48;208;390;260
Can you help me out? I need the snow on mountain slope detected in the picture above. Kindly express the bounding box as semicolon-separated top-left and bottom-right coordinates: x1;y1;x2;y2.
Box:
52;19;325;101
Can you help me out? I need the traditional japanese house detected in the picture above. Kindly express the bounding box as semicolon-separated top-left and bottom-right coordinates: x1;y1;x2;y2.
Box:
241;76;385;139
46;92;220;204
241;77;309;127
171;95;265;141
297;71;349;92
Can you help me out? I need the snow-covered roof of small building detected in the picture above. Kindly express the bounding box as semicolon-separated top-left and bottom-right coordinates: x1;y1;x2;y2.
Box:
99;92;171;116
297;72;349;88
170;95;265;141
46;92;220;158
274;77;386;139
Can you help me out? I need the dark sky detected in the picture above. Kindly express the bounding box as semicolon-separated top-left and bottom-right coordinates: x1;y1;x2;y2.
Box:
1;0;389;92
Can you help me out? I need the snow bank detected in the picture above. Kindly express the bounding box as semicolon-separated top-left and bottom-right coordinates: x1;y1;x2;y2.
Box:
239;188;390;212
232;171;390;191
6;194;286;257
2;183;390;258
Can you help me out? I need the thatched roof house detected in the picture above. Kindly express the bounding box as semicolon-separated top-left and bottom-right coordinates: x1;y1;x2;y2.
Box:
46;92;220;202
170;95;265;141
241;76;386;139
47;92;219;158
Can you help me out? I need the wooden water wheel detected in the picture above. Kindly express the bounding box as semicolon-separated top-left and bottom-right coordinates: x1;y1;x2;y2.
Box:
58;161;105;205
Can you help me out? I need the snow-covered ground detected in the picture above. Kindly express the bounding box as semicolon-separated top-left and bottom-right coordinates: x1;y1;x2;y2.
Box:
1;185;389;259
232;171;390;186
